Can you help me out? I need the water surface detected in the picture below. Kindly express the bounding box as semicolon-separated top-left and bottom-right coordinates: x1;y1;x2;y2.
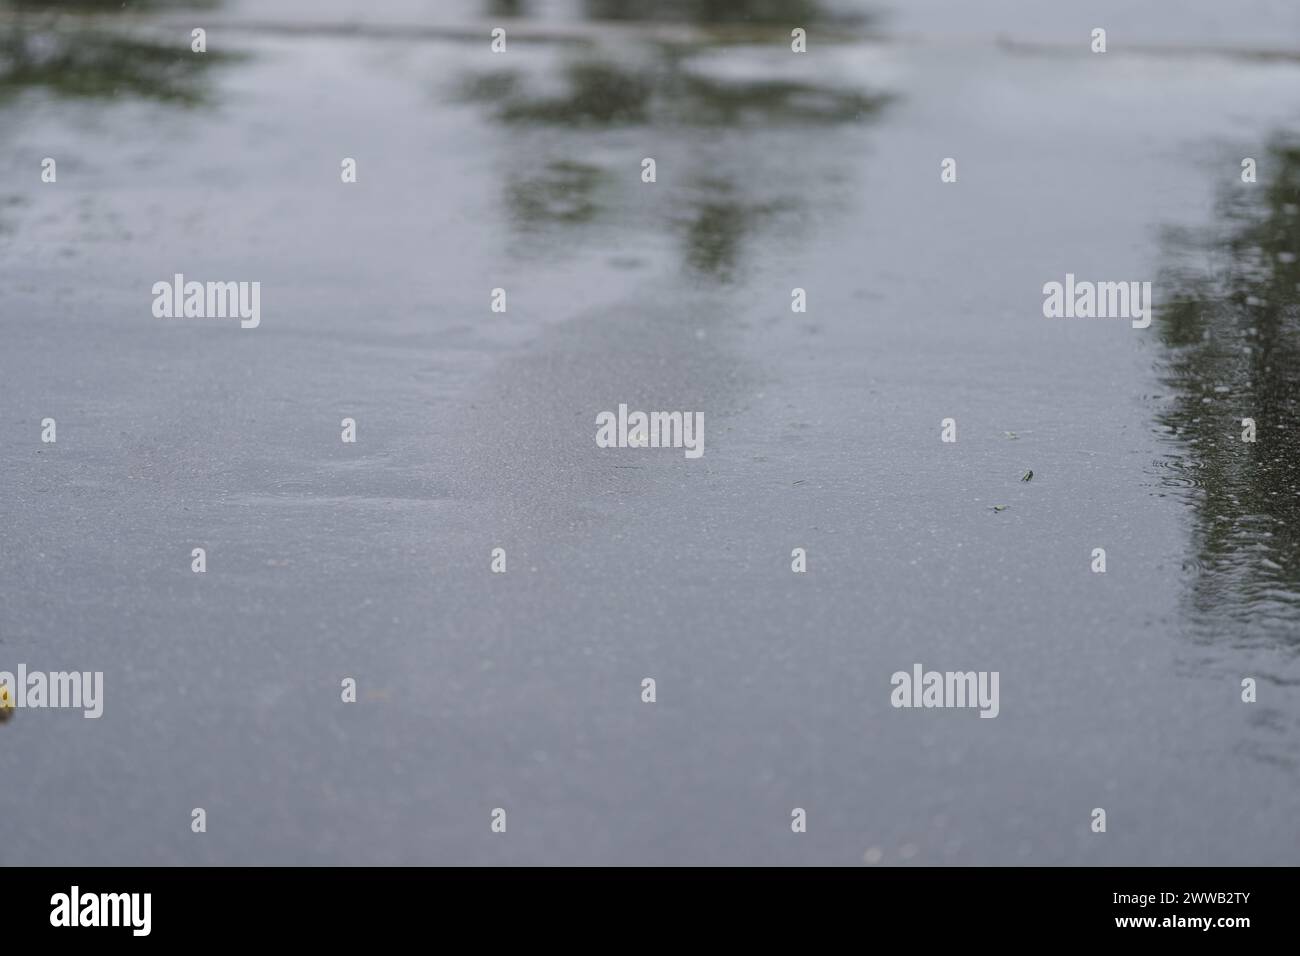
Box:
1;0;1298;864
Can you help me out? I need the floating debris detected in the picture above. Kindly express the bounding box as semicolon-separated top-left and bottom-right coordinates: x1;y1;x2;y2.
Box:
991;504;1008;512
1004;431;1018;439
1021;470;1034;482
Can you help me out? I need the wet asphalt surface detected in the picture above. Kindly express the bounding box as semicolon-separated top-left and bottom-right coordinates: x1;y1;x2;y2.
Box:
1;0;1299;864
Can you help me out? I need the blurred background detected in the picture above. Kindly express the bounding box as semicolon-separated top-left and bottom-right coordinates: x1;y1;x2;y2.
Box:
1;0;1299;865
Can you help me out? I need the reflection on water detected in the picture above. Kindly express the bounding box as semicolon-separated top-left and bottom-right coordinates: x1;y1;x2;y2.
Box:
0;3;234;249
0;194;23;235
478;0;869;28
1157;140;1300;653
465;29;889;280
4;0;215;6
0;2;231;105
508;160;604;228
670;72;884;125
0;32;230;104
583;0;864;27
499;62;652;125
476;58;887;128
677;186;790;283
485;0;526;17
683;198;748;279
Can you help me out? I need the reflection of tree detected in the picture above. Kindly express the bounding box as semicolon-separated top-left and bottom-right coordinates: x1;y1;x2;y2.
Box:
671;73;883;125
683;199;747;279
464;44;888;279
1157;141;1300;646
0;195;24;236
484;59;886;128
508;161;604;228
479;0;869;28
500;63;652;125
6;0;217;6
583;0;858;27
4;0;202;8
677;187;787;282
0;28;235;104
0;0;232;103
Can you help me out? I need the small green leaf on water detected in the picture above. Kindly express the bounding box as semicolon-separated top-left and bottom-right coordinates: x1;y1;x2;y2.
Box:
991;504;1008;512
1021;470;1033;481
